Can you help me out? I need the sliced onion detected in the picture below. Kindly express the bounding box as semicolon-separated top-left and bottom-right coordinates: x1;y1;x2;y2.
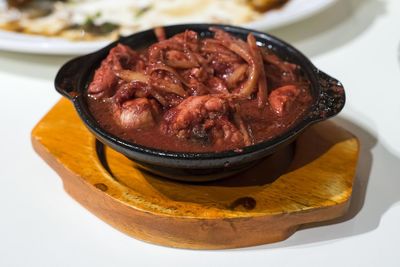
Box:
115;70;150;84
165;58;199;69
151;79;188;98
201;39;234;55
154;26;166;42
248;33;268;108
148;62;190;87
211;27;259;98
225;64;248;88
261;50;297;77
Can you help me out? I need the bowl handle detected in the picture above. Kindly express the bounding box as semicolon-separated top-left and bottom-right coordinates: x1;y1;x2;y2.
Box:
54;55;91;101
311;70;346;120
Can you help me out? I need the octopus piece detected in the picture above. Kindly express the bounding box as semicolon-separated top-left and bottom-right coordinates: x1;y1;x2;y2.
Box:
180;30;201;52
261;50;299;85
148;30;199;64
113;98;160;129
115;67;187;105
162;95;251;147
163;31;201;68
87;62;117;99
147;64;188;98
269;85;301;115
88;44;138;99
165;50;199;69
113;81;151;105
109;44;139;70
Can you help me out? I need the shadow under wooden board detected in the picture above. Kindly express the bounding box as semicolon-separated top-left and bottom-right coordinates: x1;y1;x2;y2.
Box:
32;99;359;249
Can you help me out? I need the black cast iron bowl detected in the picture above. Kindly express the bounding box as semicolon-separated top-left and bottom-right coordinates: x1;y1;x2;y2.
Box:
55;24;345;182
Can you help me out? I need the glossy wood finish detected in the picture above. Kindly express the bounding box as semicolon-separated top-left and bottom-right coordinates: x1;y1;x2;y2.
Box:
32;99;359;249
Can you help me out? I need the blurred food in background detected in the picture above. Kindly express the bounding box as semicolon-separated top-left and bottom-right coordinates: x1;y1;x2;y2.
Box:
0;0;288;40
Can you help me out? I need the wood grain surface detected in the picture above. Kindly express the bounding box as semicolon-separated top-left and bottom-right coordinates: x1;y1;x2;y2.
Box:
31;99;359;249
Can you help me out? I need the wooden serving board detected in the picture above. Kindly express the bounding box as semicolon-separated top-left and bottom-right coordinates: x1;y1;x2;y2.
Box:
32;99;359;249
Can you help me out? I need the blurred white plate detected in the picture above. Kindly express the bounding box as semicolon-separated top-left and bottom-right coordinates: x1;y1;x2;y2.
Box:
0;0;336;55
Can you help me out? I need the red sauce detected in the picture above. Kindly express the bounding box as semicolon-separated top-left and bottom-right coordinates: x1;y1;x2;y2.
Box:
87;27;312;153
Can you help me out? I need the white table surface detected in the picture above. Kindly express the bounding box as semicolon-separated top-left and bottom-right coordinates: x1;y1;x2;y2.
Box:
1;0;399;266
